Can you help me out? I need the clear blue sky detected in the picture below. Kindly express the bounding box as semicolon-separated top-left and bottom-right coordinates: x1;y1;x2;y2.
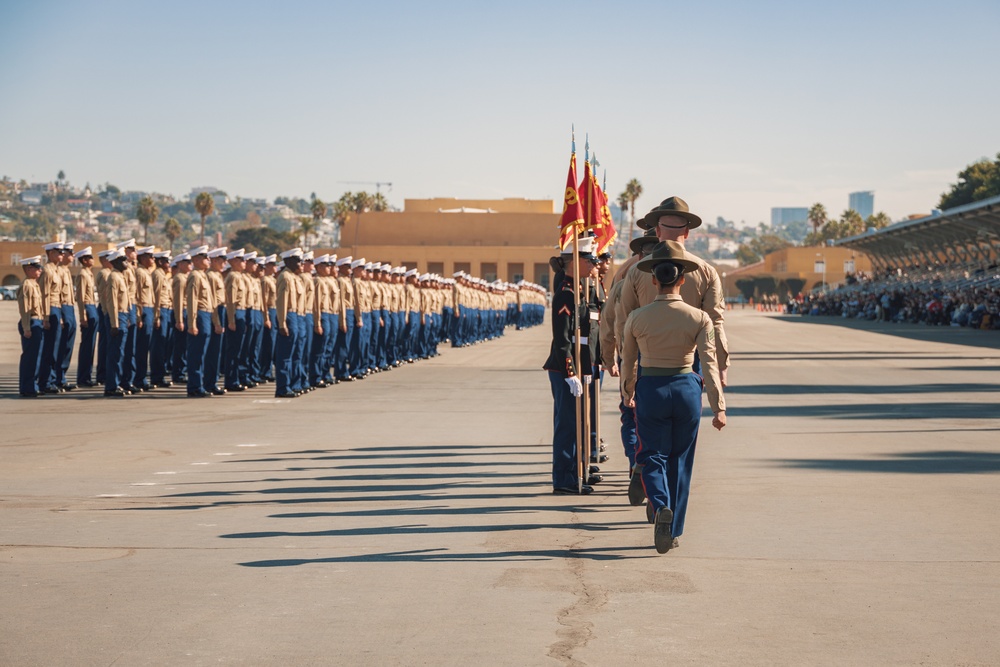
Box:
2;0;998;227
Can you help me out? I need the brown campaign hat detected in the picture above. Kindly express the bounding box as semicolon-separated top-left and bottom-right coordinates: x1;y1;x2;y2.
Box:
635;241;700;274
638;196;702;230
629;227;658;254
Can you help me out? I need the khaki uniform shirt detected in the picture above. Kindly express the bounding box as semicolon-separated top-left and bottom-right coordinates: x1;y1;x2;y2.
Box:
621;294;725;414
275;270;304;330
337;275;355;312
261;274;277;311
96;267;111;313
41;262;63;312
153;267;172;311
59;264;74;309
185;269;216;332
171;272;188;327
617;253;729;370
75;267;97;326
225;272;249;328
135;265;155;308
19;277;43;330
599;279;625;369
208;270;225;314
103;270;132;328
299;273;312;317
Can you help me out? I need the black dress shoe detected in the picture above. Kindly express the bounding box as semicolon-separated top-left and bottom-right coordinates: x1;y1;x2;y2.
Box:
211;388;227;396
104;388;127;398
312;381;328;389
628;464;646;506
78;380;97;387
589;465;601;474
590;454;609;463
129;385;145;393
43;386;63;394
155;380;173;388
19;392;39;398
187;390;210;398
225;385;246;392
654;507;675;554
275;391;297;398
552;485;594;495
61;383;77;391
586;474;604;485
245;381;258;388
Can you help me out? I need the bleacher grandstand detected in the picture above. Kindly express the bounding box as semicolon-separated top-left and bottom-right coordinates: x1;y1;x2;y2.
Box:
792;195;1000;329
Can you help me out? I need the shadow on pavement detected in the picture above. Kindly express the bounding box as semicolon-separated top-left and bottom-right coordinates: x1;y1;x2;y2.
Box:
773;450;1000;474
239;546;658;566
722;401;999;420
727;383;1000;396
773;315;1000;351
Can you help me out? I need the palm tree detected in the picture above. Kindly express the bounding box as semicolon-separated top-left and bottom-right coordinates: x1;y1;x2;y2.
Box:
136;196;160;244
370;192;389;212
163;217;182;252
807;203;828;237
618;178;643;252
298;216;317;249
194;192;215;245
310;198;327;225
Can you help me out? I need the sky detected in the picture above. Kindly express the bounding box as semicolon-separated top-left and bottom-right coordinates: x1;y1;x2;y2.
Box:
2;0;999;228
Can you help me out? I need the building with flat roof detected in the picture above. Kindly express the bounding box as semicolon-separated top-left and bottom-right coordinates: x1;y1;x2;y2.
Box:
320;197;561;288
721;245;872;300
849;191;874;220
771;207;809;227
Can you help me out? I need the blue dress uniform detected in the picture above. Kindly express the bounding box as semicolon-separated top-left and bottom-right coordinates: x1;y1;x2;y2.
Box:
184;248;215;397
333;259;355;381
73;247;99;386
133;250;157;390
542;259;594;494
17;258;45;397
619;242;727;554
57;249;77;389
101;254;133;397
37;244;65;393
205;251;227;394
273;250;305;397
223;250;250;391
170;255;191;384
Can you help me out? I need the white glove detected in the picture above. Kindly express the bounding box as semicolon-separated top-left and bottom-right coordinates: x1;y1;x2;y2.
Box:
565;376;583;397
583;375;593;385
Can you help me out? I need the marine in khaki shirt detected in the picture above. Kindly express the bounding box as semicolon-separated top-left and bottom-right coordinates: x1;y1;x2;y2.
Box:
75;260;97;328
275;265;305;334
185;265;217;335
171;257;192;331
224;264;249;330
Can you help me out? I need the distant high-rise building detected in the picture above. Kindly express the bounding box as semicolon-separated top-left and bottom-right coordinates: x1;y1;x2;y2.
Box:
771;207;809;227
849;191;874;220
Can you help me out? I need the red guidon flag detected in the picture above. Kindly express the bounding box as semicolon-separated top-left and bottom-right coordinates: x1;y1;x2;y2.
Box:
593;177;617;255
558;151;585;250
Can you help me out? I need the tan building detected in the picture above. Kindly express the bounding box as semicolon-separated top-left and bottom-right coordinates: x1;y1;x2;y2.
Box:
721;246;872;300
319;198;561;289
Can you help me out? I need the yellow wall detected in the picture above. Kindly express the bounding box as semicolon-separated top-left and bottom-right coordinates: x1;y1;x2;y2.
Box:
323;198;562;287
721;246;873;297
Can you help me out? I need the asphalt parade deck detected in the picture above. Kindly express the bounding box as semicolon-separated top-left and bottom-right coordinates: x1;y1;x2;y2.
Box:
2;302;999;666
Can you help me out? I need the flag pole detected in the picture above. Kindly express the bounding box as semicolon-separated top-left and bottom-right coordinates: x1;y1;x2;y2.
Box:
581;138;593;484
572;230;583;493
570;126;584;494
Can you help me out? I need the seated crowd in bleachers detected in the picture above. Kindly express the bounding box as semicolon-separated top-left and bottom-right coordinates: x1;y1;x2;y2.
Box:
787;267;1000;330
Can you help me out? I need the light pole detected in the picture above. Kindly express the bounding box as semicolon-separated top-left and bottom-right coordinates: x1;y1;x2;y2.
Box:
815;252;826;292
